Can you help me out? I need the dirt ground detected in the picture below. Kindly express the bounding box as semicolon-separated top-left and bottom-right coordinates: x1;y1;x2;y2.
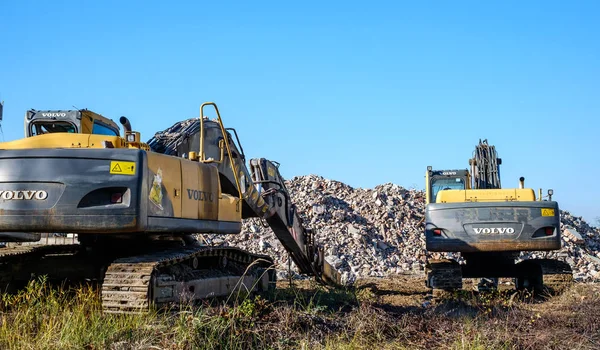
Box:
270;273;600;349
276;272;600;319
278;273;538;309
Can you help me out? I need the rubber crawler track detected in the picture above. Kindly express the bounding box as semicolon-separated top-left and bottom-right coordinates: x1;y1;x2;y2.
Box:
101;246;275;314
426;259;463;291
0;244;81;291
0;244;80;260
536;258;574;294
425;258;574;294
0;243;275;314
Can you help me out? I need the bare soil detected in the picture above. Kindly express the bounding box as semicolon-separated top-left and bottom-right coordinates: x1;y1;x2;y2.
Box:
273;273;600;349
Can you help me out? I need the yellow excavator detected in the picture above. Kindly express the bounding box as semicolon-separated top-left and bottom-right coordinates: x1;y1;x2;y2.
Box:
0;102;341;313
424;139;572;293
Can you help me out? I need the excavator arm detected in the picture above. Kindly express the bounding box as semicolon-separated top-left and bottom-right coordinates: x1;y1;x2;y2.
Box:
469;139;502;189
249;158;340;285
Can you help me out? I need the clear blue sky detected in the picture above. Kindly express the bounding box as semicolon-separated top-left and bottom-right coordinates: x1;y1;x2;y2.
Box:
1;1;598;223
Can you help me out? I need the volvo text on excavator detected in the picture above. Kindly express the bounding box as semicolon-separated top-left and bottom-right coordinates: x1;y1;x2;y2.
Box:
424;139;573;293
0;102;341;313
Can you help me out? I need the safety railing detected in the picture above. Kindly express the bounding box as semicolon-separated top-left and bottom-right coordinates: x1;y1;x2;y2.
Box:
199;102;243;200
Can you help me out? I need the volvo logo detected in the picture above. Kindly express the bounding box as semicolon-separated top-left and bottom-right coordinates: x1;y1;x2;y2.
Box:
186;189;214;202
41;112;67;118
0;190;48;200
473;227;515;234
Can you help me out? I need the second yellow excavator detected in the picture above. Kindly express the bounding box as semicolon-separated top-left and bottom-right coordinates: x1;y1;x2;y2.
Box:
424;139;572;293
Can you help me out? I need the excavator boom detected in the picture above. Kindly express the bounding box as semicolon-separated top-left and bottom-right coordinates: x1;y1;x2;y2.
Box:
469;139;501;189
249;158;339;285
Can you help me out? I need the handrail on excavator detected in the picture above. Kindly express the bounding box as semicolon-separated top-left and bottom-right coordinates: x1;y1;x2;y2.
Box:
199;102;243;200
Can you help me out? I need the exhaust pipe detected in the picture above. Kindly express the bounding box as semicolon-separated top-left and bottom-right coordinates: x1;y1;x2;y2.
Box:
120;116;132;133
519;177;525;189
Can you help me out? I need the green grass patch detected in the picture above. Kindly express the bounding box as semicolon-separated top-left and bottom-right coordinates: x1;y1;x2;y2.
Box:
0;277;598;349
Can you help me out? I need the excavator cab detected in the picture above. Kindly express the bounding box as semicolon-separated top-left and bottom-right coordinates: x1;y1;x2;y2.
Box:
425;167;471;204
24;109;120;138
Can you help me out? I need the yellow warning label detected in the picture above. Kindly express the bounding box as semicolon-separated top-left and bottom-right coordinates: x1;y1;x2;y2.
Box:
110;161;136;175
541;208;555;217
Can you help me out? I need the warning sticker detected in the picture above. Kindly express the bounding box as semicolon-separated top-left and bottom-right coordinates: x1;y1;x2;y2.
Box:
110;161;136;175
541;208;555;217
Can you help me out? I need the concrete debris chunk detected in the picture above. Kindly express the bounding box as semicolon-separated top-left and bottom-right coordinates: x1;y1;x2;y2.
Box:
564;226;585;244
197;175;600;284
585;254;600;266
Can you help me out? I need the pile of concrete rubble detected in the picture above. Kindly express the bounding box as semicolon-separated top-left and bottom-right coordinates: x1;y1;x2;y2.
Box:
200;175;600;284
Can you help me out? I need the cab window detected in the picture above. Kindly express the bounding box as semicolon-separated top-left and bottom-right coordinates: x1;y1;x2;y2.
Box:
431;177;465;202
92;121;119;136
31;121;77;136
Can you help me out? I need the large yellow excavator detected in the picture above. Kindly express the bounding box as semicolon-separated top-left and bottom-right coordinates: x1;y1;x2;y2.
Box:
424;139;572;293
0;102;341;313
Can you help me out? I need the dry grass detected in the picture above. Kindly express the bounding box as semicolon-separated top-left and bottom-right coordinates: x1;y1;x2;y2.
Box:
0;276;598;349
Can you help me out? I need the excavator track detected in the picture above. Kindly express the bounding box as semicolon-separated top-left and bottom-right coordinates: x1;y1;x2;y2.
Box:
0;244;80;260
102;245;275;314
0;244;82;292
537;258;574;295
425;258;463;291
513;258;573;295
